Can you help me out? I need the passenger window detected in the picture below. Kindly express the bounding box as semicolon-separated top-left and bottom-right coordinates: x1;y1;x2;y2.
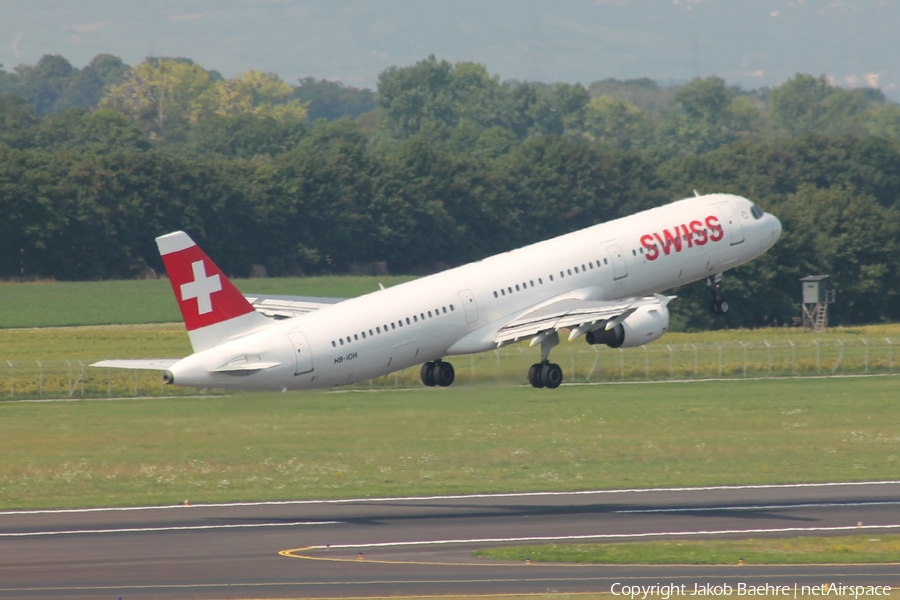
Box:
560;271;564;278
568;269;572;275
361;332;366;339
515;284;520;291
346;336;351;343
354;334;359;341
539;278;543;284
413;315;418;323
530;280;534;286
604;258;608;265
493;291;498;298
428;311;432;318
450;304;454;311
574;267;579;274
508;287;512;294
582;264;586;271
376;326;381;333
549;275;554;281
420;313;425;320
406;317;410;325
369;329;374;336
340;339;344;346
332;341;336;347
501;289;505;296
442;307;447;313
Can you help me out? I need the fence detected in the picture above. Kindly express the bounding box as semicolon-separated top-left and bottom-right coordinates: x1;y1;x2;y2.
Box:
2;337;897;401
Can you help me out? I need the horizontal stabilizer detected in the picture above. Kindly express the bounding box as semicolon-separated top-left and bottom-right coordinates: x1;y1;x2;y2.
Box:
90;359;180;371
210;361;282;373
244;294;345;319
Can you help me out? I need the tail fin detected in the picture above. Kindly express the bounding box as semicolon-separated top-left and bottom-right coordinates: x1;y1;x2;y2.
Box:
157;231;268;352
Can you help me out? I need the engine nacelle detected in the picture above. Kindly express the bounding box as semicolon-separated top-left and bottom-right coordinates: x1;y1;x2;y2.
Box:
585;303;670;349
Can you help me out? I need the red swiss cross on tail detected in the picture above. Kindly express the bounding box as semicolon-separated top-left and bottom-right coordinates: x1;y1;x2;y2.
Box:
156;231;266;352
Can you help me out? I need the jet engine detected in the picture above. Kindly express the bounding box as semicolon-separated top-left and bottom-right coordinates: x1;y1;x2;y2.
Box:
585;303;670;349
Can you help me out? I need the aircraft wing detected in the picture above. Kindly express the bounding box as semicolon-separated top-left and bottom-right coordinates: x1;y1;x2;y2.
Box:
90;359;180;370
494;295;671;346
243;294;345;319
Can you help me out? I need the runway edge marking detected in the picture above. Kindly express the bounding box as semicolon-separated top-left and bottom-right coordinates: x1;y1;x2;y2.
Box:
279;523;900;555
4;480;900;516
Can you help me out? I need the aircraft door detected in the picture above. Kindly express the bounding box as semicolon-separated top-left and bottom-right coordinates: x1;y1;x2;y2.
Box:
458;289;479;324
717;203;745;245
606;243;628;280
287;329;314;375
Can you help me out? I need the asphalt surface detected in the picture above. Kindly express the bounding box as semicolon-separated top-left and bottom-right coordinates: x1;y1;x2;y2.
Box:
1;481;898;599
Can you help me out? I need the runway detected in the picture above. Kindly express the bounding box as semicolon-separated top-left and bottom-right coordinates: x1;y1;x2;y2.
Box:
1;481;898;599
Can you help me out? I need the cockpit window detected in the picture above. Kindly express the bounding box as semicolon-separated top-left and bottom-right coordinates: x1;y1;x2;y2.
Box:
750;205;764;220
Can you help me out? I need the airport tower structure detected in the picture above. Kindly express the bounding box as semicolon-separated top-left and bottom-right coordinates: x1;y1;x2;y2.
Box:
800;275;835;332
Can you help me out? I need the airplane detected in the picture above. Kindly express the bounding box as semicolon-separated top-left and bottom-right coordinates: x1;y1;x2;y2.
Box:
92;193;782;390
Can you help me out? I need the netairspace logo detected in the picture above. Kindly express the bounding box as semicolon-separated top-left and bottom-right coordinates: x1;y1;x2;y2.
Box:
610;583;893;599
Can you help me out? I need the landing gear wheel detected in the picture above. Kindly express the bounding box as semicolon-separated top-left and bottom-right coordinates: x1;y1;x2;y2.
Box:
527;363;544;388
540;362;563;389
708;274;727;315
420;361;436;387
434;361;455;387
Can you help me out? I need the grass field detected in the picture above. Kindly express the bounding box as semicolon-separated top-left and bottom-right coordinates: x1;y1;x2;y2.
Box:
0;276;415;328
0;376;897;510
475;535;900;564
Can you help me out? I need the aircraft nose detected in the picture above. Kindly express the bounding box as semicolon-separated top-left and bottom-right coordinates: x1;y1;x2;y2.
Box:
770;213;782;241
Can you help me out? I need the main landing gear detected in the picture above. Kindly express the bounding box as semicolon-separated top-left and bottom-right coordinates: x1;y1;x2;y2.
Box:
708;273;729;314
420;360;455;387
527;330;563;389
527;361;563;389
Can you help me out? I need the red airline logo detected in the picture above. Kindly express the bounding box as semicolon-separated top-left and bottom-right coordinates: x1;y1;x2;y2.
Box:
181;260;222;315
640;215;724;261
161;244;254;331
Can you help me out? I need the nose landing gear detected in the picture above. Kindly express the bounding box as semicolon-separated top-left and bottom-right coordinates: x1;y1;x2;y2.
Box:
708;273;729;314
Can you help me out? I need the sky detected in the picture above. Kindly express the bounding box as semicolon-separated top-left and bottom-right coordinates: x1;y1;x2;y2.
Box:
3;0;900;99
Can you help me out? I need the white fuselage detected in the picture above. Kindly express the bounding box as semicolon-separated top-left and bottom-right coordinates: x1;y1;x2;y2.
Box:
167;194;781;390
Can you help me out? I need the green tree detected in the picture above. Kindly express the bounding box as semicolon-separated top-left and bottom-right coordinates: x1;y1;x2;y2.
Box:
376;55;457;138
194;70;307;123
32;108;151;154
660;134;900;211
774;185;900;324
584;96;656;150
587;77;677;116
10;55;75;116
293;77;375;121
99;58;213;141
0;95;39;148
183;113;307;159
656;76;760;155
252;119;375;274
866;102;900;139
769;74;877;137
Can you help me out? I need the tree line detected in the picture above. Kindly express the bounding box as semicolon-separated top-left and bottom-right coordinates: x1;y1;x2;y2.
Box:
1;54;899;330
